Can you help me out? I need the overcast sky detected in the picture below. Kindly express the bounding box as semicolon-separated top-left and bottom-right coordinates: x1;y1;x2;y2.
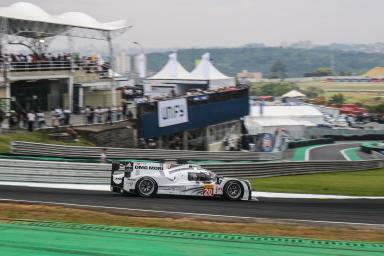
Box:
2;0;384;50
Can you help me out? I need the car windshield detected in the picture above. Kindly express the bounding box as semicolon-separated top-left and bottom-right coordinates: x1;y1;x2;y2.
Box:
188;171;215;181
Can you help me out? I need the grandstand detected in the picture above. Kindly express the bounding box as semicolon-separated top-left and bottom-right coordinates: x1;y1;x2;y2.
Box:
0;2;130;112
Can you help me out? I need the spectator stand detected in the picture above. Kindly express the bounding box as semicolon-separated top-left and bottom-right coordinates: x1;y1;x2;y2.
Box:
0;2;130;113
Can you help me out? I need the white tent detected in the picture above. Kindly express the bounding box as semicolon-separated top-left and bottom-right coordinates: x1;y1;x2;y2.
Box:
281;90;306;98
190;53;235;89
244;118;310;139
148;53;193;80
245;105;324;139
250;105;324;123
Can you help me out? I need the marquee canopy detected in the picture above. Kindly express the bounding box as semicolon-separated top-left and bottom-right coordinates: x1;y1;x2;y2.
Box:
190;53;231;80
281;90;306;98
148;53;194;80
0;2;128;39
147;52;235;88
190;53;235;88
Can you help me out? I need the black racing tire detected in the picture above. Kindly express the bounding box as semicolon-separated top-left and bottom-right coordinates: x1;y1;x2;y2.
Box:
223;180;244;201
135;177;158;197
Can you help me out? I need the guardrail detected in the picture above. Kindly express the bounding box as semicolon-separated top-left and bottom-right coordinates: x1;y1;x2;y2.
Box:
0;158;382;184
11;141;282;161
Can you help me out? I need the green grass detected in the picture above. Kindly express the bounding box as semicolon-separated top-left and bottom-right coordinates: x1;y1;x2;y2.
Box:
249;169;384;196
0;130;94;154
298;81;384;91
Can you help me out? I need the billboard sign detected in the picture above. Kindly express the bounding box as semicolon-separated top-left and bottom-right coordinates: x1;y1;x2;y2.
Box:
158;98;189;127
261;133;274;152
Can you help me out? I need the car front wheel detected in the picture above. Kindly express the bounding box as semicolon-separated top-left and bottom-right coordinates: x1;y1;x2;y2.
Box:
136;177;157;197
223;181;244;201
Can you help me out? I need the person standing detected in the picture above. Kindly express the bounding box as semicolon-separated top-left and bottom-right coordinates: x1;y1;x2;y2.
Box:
89;106;95;124
84;106;91;124
100;148;108;163
95;106;103;123
105;107;112;124
27;110;36;132
0;109;4;128
36;110;46;128
63;107;71;126
50;108;59;127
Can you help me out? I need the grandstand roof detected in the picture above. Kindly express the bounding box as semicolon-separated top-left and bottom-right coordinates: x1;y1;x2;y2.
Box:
250;105;323;118
0;2;128;38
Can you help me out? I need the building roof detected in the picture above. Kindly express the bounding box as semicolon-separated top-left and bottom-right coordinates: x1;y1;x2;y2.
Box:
246;118;306;127
148;53;194;80
190;53;231;80
244;118;316;135
0;2;128;35
250;105;323;118
281;90;306;98
364;67;384;78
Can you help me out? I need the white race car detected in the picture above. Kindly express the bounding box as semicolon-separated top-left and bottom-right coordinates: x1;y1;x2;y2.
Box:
111;161;252;201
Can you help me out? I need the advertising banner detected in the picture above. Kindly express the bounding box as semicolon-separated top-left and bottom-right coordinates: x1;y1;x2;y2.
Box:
261;133;274;152
158;98;189;127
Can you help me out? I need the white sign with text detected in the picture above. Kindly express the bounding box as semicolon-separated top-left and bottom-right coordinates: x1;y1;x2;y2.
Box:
158;98;189;127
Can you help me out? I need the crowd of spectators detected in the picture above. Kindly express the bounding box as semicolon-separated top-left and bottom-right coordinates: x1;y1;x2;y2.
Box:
135;85;247;104
82;105;133;125
1;103;134;132
0;52;109;73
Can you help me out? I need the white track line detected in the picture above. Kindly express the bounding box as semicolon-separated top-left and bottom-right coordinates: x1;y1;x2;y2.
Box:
0;182;110;191
1;182;384;200
340;148;352;161
252;191;384;199
1;198;383;228
305;142;363;161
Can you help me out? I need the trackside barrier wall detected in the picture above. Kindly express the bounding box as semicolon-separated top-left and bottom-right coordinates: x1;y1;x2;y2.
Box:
10;141;282;161
0;158;383;184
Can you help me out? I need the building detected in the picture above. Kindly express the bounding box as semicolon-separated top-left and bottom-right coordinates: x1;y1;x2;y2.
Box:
0;2;130;112
137;53;249;151
244;105;324;140
237;70;263;81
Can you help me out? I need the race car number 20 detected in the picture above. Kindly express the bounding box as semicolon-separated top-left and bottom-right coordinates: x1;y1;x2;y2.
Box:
203;184;214;197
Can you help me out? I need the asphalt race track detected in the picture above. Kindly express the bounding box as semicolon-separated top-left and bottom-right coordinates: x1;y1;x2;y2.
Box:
0;185;383;225
309;142;371;161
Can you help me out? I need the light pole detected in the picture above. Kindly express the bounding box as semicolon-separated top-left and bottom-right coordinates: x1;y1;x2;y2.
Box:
133;41;146;78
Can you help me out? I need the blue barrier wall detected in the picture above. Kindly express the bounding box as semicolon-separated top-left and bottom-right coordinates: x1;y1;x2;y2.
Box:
138;96;249;138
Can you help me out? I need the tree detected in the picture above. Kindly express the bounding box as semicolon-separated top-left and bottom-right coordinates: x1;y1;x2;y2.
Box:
301;86;324;99
304;67;334;77
368;104;384;113
259;82;299;96
270;60;286;79
328;93;345;105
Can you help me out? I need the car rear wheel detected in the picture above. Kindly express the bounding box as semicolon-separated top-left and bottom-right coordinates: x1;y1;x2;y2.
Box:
223;181;244;201
136;177;157;197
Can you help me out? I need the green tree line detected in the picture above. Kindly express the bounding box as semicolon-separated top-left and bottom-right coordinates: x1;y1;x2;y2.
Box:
147;47;384;77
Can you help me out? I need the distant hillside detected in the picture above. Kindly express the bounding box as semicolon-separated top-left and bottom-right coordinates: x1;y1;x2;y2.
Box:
146;47;384;78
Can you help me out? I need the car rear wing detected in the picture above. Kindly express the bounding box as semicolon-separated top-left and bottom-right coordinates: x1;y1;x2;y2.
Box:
111;161;133;177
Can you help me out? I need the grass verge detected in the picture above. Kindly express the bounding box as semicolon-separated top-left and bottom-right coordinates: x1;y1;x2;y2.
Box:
0;130;94;154
250;169;384;196
1;203;384;242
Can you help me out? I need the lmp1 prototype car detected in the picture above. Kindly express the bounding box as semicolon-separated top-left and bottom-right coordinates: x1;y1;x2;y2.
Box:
111;162;252;200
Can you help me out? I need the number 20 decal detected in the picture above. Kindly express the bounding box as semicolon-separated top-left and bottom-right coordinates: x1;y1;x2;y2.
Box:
203;188;214;196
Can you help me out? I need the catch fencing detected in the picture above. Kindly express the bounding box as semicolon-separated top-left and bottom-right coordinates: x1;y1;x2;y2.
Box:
0;158;382;184
11;141;282;161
